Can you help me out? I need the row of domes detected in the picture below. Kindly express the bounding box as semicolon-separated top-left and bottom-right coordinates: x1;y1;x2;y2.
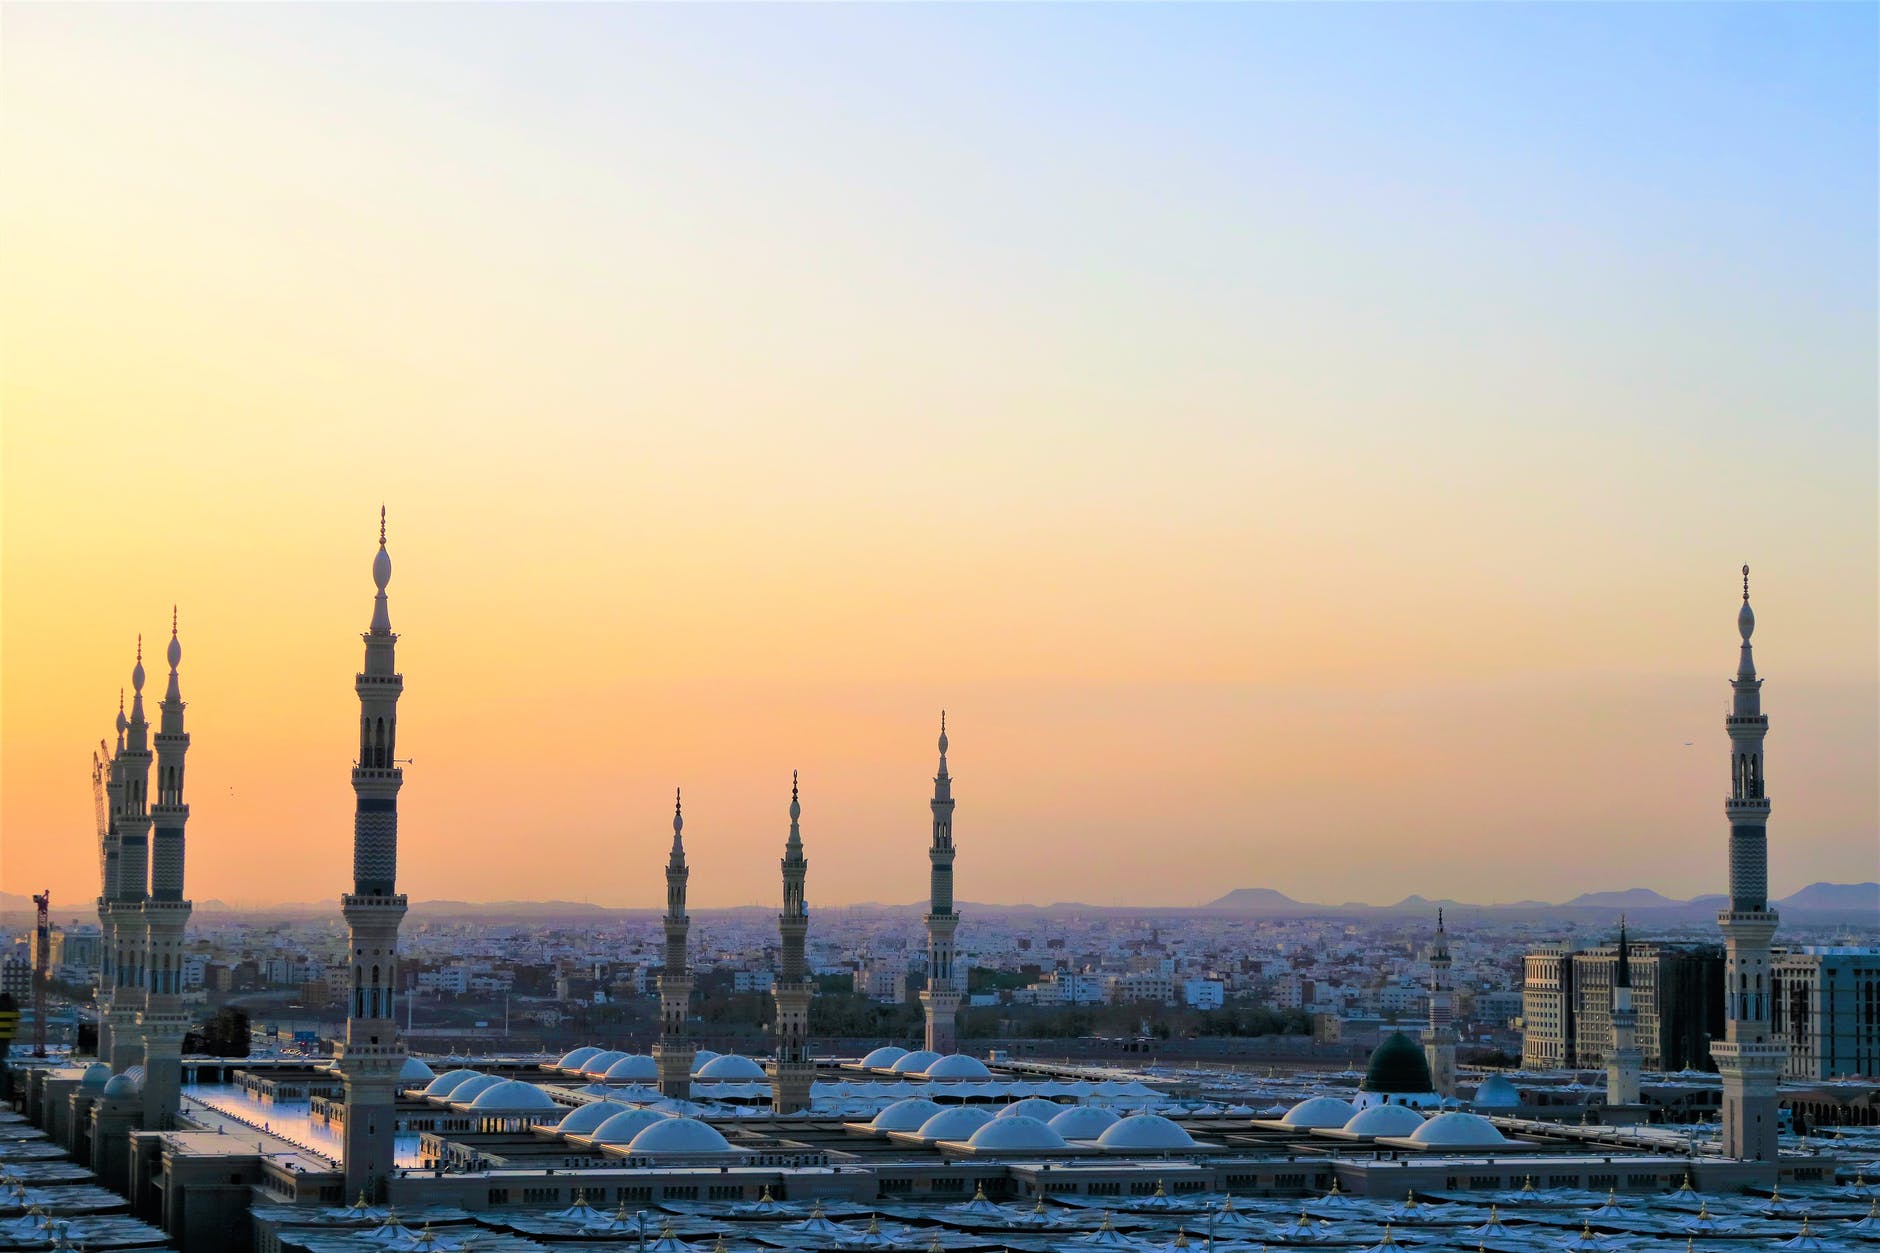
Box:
551;1047;764;1081
869;1099;1197;1150
1277;1096;1509;1146
857;1047;992;1079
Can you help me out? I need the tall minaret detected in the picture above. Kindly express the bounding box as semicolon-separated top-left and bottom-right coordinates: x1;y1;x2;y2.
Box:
1424;909;1457;1097
109;641;154;1074
919;713;962;1055
1606;917;1641;1107
336;509;410;1200
1711;565;1783;1163
96;694;127;1064
770;773;814;1114
654;789;694;1099
138;610;193;1127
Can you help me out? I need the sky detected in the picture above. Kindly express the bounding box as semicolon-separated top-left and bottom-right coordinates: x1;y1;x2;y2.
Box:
2;3;1874;912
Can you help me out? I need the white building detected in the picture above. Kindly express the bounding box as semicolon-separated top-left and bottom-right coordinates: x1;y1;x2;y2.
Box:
1183;979;1225;1010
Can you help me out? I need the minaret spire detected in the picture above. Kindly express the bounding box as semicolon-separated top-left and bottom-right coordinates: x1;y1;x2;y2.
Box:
109;638;155;1074
337;509;410;1200
96;689;128;1067
921;711;963;1055
1424;907;1456;1097
1606;915;1640;1108
771;772;814;1113
655;786;695;1098
1713;565;1782;1165
139;606;194;1126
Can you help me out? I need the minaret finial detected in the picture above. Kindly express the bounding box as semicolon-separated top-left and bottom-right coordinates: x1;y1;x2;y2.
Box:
674;787;683;833
1742;564;1750;601
380;504;387;547
171;606;177;636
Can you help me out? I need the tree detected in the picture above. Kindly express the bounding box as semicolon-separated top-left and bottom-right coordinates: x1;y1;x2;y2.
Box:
184;1006;251;1058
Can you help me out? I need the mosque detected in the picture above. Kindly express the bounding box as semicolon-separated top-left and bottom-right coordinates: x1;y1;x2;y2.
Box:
6;527;1853;1253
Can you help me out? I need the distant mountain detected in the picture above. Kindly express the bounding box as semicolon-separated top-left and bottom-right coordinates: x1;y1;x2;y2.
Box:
1563;888;1683;910
1776;882;1879;913
1209;887;1309;913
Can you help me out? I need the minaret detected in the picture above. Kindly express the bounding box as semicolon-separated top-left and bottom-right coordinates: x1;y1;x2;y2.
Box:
1424;909;1457;1098
109;641;154;1074
1606;917;1641;1107
770;773;814;1114
138;610;193;1127
96;693;127;1064
919;713;962;1055
1711;565;1783;1164
654;789;694;1099
336;509;410;1200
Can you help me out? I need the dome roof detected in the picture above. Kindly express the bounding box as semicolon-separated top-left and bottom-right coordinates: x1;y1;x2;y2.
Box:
78;1063;112;1091
603;1054;659;1082
1340;1104;1427;1137
424;1068;484;1097
400;1057;436;1084
889;1050;942;1074
1280;1096;1356;1129
467;1079;560;1112
1096;1113;1195;1150
1049;1106;1122;1139
997;1097;1064;1121
626;1116;735;1155
870;1098;945;1132
916;1107;995;1140
555;1047;602;1072
923;1053;992;1080
966;1115;1068;1152
447;1073;504;1103
1361;1031;1434;1094
555;1100;625;1135
591;1107;672;1144
582;1050;628;1076
1407;1111;1508;1147
859;1046;909;1069
696;1054;767;1081
1473;1075;1521;1109
101;1074;139;1100
689;1049;721;1069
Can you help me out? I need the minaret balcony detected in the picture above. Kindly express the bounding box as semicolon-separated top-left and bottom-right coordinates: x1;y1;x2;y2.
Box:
1723;796;1771;815
1724;714;1767;727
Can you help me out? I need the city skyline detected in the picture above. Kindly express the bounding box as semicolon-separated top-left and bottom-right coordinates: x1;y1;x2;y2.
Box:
4;4;1875;910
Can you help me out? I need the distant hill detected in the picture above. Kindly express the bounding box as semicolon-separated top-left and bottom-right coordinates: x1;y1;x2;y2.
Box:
1202;882;1879;920
1209;887;1308;914
1564;888;1683;910
1776;882;1879;913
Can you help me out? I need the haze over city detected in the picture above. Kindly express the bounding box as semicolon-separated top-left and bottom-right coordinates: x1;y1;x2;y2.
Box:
3;3;1874;912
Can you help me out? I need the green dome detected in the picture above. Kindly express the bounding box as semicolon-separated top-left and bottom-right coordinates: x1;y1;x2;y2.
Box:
1361;1031;1433;1094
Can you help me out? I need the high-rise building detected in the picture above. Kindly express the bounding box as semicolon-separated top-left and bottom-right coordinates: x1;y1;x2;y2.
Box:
1711;567;1784;1164
1773;946;1880;1080
920;715;961;1055
1424;910;1457;1097
139;611;193;1127
1520;943;1576;1069
770;774;813;1114
654;790;694;1099
335;510;410;1200
1528;940;1722;1072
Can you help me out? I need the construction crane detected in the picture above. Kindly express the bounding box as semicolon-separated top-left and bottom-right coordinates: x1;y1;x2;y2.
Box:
31;891;49;1057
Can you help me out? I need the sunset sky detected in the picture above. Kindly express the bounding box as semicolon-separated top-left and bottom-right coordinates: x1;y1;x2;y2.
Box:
3;4;1874;912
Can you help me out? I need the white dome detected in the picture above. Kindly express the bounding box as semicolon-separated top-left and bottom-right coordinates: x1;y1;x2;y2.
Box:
467;1079;560;1112
447;1073;504;1103
966;1114;1068;1152
1049;1106;1121;1139
859;1046;909;1069
1407;1111;1508;1147
689;1049;721;1070
101;1074;139;1100
582;1050;628;1076
603;1054;659;1082
592;1107;672;1144
696;1054;767;1081
555;1047;602;1072
1341;1104;1427;1137
924;1053;992;1080
1473;1075;1521;1109
916;1107;995;1140
890;1049;942;1074
555;1100;625;1135
1096;1113;1195;1150
997;1097;1064;1121
1280;1096;1356;1129
870;1098;945;1132
626;1116;735;1155
400;1057;436;1084
424;1068;483;1097
78;1063;112;1090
